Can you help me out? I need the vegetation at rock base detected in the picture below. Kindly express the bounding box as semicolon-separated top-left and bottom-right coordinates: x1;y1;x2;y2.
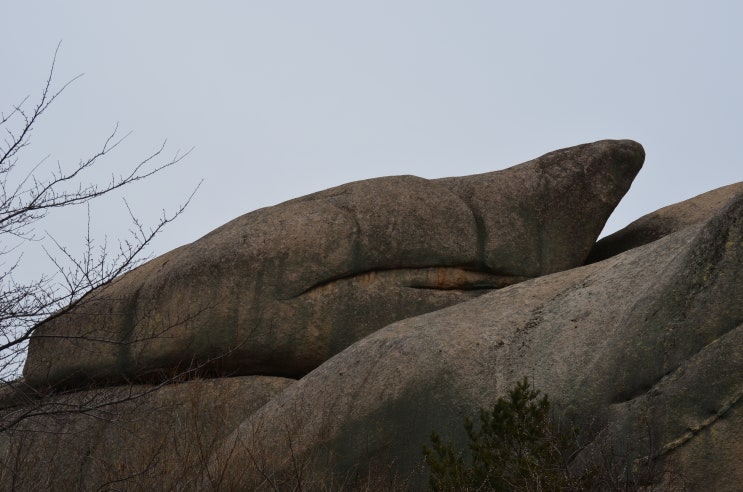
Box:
424;378;588;491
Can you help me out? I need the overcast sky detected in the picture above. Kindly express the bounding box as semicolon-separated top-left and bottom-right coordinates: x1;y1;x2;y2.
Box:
3;2;741;280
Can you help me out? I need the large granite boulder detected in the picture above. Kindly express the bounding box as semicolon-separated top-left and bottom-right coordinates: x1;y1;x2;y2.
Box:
23;139;644;389
207;184;743;490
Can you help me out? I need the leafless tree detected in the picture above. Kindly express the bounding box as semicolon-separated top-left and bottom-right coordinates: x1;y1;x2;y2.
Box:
0;44;197;399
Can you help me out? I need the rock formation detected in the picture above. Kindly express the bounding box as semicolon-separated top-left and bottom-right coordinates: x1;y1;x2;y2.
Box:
22;139;643;389
1;139;740;490
215;183;742;490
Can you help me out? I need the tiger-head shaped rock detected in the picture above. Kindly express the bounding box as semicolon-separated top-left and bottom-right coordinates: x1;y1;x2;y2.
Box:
23;139;644;388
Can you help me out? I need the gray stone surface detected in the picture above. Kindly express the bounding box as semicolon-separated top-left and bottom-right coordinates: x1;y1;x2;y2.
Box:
23;139;643;389
5;140;742;490
0;376;294;490
211;186;743;490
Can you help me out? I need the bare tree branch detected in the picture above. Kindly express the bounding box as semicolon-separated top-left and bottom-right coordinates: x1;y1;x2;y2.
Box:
0;44;197;389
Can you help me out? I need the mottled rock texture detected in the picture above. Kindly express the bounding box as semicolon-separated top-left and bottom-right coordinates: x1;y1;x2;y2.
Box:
23;139;643;389
0;376;294;490
210;184;743;491
4;139;740;491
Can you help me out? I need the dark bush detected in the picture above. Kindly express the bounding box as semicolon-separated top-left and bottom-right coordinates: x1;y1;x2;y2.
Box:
423;378;587;491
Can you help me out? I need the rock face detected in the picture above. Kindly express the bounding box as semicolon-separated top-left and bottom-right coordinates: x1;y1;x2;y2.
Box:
0;376;294;490
23;139;643;389
2;138;740;490
205;185;743;491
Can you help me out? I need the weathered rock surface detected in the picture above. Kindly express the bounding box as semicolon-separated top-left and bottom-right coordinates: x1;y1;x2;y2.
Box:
0;376;294;490
23;139;643;389
6;138;740;490
209;184;743;490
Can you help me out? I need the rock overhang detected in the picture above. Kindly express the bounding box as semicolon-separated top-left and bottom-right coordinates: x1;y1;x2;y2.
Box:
23;139;644;388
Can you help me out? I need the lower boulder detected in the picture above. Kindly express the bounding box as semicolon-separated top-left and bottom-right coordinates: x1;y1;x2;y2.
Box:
0;376;294;490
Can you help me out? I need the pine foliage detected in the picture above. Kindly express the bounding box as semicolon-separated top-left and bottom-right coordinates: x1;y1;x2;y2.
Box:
423;378;584;491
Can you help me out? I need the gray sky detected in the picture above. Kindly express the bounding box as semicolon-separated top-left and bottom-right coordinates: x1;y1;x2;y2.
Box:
3;2;742;279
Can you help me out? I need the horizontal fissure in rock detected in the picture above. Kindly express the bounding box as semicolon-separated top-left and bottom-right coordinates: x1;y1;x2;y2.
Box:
288;266;531;299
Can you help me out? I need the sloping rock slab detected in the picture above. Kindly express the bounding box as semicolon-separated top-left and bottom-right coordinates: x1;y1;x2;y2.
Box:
589;181;743;262
24;140;643;389
213;187;743;490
